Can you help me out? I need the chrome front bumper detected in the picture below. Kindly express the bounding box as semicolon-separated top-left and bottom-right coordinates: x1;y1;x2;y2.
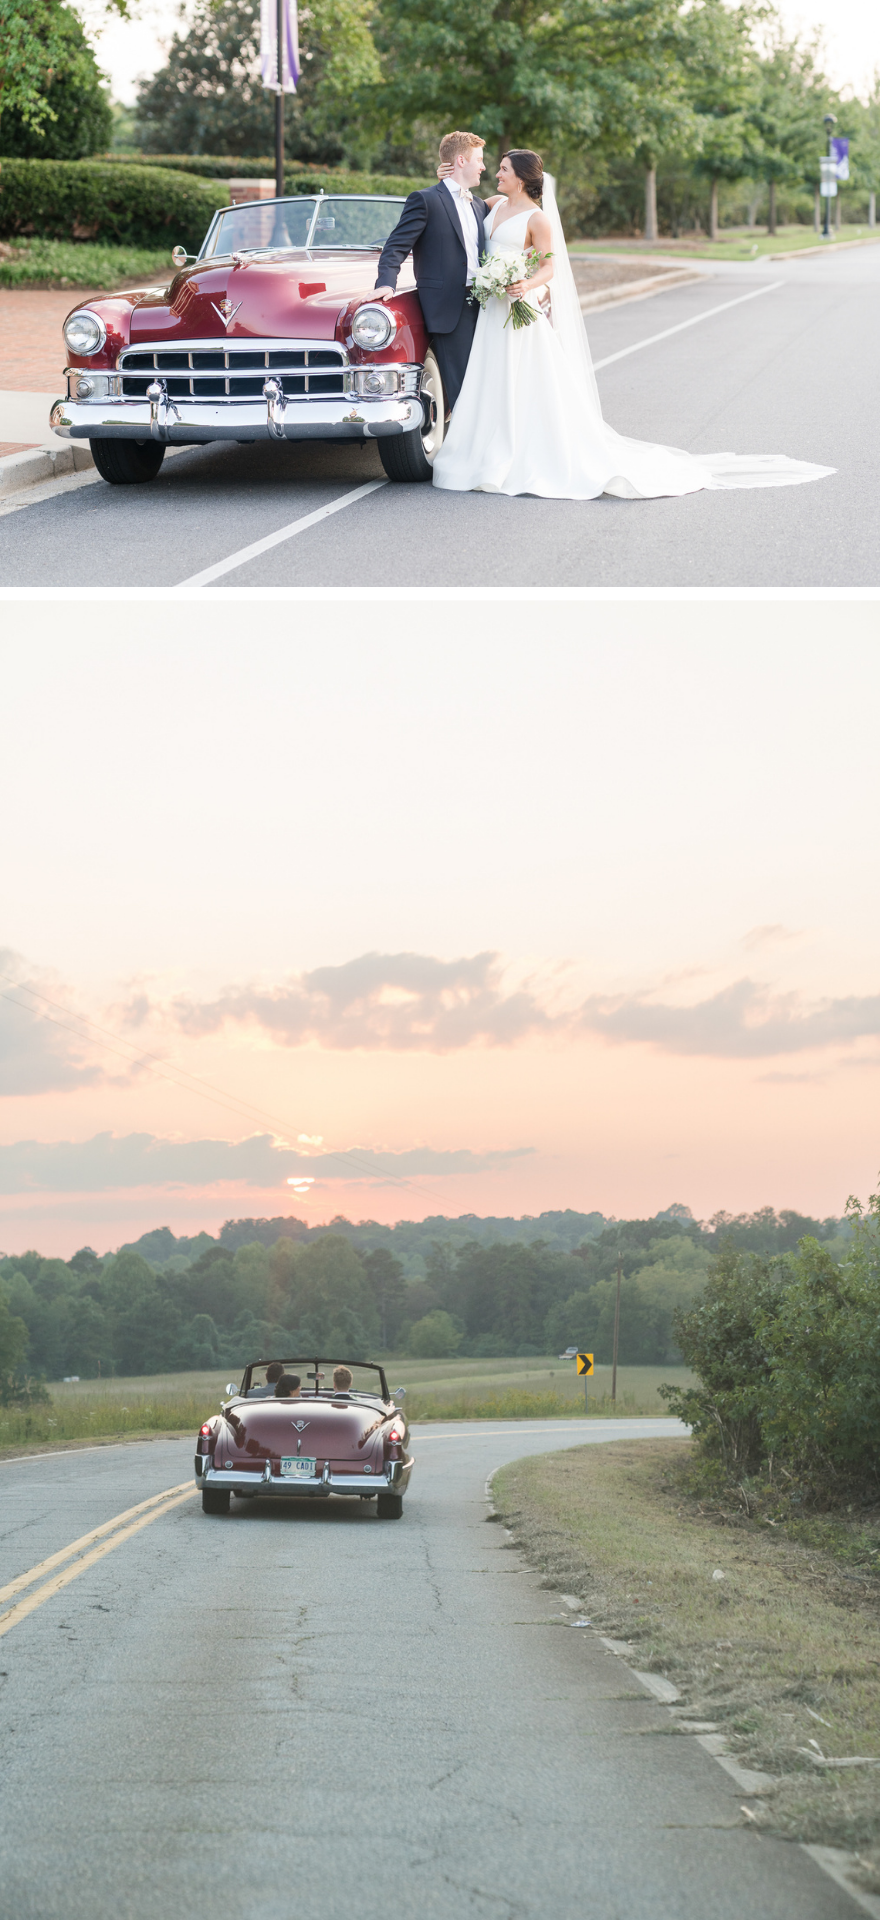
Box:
195;1455;413;1498
50;393;423;445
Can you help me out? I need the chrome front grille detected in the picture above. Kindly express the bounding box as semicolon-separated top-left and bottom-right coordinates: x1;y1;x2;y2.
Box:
119;340;348;401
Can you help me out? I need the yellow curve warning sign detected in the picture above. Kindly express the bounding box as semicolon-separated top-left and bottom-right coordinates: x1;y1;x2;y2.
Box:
576;1353;594;1375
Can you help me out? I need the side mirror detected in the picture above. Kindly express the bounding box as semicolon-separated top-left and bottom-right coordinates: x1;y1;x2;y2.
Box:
392;1387;406;1398
171;246;195;268
225;1382;238;1397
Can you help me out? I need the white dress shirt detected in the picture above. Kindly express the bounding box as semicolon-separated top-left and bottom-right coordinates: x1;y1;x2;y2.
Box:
443;177;480;285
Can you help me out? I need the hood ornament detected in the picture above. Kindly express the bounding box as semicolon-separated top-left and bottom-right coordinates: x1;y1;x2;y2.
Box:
291;1419;310;1431
210;297;242;329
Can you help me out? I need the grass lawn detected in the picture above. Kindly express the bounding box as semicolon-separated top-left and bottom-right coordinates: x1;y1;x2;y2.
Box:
0;238;174;290
0;1358;694;1453
493;1438;879;1871
569;223;878;263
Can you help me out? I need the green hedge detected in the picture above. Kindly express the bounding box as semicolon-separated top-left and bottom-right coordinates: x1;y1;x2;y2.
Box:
0;158;432;254
0;161;224;252
93;154;434;197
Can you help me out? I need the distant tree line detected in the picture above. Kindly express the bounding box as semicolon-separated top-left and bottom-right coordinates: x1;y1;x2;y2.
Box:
0;1204;850;1390
1;0;877;237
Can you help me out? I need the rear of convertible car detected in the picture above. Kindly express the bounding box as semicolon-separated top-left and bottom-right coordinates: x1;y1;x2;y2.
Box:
195;1400;413;1518
49;193;434;485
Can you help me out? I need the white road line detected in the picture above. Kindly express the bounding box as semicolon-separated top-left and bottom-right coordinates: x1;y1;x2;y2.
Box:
592;280;784;370
178;478;388;587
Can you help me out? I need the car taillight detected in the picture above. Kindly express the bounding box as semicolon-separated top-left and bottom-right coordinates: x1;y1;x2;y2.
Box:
200;1424;212;1436
385;1427;403;1449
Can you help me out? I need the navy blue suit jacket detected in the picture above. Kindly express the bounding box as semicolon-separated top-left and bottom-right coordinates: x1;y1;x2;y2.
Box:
375;183;492;334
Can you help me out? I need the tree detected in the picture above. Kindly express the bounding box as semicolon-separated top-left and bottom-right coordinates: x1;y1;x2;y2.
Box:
373;0;696;228
0;2;111;157
0;0;70;148
748;30;834;233
0;1293;28;1379
362;1248;407;1348
135;0;379;162
679;0;759;238
406;1309;462;1357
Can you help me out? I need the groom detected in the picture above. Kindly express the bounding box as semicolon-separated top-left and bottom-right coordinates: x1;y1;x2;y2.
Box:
373;131;492;413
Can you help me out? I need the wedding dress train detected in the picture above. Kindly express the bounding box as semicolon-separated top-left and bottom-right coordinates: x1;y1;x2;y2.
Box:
431;192;834;501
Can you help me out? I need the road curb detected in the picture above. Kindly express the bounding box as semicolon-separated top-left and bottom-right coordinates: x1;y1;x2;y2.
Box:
0;441;94;495
578;268;701;312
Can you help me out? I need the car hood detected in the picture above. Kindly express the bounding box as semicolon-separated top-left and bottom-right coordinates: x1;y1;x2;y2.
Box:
128;253;411;346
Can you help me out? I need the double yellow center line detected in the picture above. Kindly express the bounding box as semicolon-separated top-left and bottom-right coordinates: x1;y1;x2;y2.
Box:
0;1480;197;1639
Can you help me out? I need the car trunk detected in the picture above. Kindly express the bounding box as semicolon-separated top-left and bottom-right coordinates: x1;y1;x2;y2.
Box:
222;1401;388;1476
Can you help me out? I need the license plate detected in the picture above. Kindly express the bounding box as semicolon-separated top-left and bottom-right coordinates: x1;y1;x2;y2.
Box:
280;1456;316;1477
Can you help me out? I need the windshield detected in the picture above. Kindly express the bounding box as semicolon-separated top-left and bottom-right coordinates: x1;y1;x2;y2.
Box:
241;1359;391;1401
201;196;407;260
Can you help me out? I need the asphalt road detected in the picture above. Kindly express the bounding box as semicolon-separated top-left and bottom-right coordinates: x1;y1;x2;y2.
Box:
0;1420;856;1920
0;245;876;589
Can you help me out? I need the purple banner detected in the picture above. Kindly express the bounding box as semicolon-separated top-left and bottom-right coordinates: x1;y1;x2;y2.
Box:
261;0;300;92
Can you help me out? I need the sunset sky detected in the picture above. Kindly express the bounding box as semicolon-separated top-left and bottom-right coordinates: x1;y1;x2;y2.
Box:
0;600;876;1256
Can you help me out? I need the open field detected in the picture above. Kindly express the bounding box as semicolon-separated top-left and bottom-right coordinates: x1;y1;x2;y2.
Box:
493;1438;879;1869
0;1359;694;1451
569;224;878;262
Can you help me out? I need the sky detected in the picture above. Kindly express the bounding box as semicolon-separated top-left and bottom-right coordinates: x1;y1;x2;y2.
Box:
0;600;876;1257
75;0;880;108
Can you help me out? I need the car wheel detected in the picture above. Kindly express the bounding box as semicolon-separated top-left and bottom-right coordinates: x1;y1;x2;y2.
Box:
377;350;445;483
89;438;166;485
376;1493;404;1519
201;1487;230;1515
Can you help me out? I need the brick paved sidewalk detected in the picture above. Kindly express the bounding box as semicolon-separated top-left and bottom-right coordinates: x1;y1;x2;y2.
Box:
0;290;92;452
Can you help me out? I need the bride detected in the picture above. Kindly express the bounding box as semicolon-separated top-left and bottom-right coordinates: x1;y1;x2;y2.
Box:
431;148;834;500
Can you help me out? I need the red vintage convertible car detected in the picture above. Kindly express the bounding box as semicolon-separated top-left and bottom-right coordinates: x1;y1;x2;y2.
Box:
195;1357;414;1518
50;192;445;485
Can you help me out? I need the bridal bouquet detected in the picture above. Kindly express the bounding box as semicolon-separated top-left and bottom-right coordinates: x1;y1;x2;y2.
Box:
470;248;548;330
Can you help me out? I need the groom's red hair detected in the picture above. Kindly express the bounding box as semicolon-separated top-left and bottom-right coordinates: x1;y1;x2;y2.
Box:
438;131;484;163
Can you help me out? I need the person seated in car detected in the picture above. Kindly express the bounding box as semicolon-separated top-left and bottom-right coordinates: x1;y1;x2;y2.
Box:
249;1361;284;1398
274;1373;301;1399
332;1367;353;1394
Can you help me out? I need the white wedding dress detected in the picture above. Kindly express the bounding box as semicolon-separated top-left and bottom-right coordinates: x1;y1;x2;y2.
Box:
432;191;835;500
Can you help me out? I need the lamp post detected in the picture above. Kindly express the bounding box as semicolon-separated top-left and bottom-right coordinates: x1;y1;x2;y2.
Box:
822;112;836;240
275;0;285;199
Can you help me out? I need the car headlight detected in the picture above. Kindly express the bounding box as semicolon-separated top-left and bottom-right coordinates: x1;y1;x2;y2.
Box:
63;310;107;357
351;304;396;350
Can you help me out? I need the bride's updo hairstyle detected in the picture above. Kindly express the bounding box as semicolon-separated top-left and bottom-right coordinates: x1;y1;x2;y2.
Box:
504;149;544;203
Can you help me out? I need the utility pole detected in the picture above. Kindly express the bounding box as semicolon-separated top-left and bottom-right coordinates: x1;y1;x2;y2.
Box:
275;0;285;200
611;1257;622;1403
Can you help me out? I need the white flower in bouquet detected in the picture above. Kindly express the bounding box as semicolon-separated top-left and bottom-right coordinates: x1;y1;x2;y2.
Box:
469;247;549;330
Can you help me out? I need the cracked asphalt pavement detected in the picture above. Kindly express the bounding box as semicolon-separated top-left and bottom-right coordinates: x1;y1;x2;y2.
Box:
0;1422;858;1919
